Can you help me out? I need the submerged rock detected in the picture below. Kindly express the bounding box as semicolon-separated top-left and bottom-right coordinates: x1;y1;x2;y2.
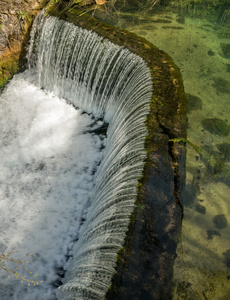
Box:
212;77;230;94
222;249;230;269
176;15;185;24
181;184;197;207
141;25;158;30
226;64;230;73
221;43;230;59
196;204;206;214
152;18;172;23
207;229;221;240
217;143;230;161
162;26;184;30
186;93;202;112
208;49;215;56
213;214;228;229
202;118;230;136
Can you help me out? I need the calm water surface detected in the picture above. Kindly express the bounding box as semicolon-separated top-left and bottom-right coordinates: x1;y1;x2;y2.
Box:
111;2;230;299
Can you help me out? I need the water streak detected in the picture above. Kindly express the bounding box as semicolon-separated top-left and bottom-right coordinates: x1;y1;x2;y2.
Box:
27;14;153;299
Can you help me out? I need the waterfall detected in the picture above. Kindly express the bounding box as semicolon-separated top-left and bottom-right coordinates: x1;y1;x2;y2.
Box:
26;14;152;299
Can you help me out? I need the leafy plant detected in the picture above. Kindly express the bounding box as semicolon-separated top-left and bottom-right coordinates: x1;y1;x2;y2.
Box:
0;248;43;286
17;11;29;21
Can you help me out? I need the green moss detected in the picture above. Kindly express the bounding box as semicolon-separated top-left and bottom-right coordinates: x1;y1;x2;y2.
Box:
17;11;30;21
0;55;20;91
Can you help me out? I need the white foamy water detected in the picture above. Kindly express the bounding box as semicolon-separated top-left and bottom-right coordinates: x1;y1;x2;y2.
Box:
0;71;104;300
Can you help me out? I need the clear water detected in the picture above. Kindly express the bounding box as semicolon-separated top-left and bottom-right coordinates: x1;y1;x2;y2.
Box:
109;2;230;298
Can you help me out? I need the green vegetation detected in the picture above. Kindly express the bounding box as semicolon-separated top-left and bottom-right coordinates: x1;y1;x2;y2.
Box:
17;11;30;21
0;55;20;91
0;248;43;286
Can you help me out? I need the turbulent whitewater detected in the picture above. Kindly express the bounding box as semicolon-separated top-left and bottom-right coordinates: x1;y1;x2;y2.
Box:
0;72;104;300
0;14;152;300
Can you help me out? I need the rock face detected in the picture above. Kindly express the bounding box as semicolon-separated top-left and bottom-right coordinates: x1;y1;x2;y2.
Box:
0;0;48;88
0;0;47;55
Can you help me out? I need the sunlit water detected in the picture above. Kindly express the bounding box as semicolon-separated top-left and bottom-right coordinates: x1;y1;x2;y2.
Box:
112;3;230;298
0;71;104;299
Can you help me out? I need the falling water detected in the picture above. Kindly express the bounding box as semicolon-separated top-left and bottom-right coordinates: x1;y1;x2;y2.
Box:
1;13;152;299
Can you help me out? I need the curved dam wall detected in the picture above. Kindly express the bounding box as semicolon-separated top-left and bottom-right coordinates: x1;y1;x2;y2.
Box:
28;13;153;299
50;7;187;299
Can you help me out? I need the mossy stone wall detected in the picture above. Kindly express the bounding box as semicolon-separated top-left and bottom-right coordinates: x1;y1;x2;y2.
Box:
51;4;187;299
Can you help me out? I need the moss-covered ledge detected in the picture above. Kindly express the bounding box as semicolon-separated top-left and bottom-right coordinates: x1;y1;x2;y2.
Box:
52;7;187;137
50;5;187;299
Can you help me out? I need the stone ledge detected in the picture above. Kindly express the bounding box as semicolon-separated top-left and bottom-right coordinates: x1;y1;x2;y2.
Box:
51;4;187;299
